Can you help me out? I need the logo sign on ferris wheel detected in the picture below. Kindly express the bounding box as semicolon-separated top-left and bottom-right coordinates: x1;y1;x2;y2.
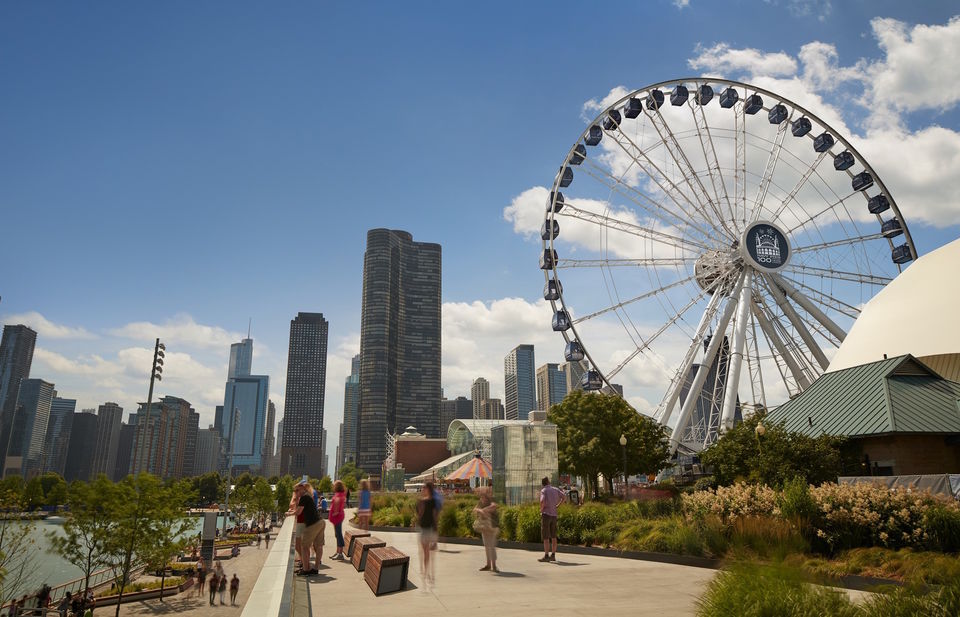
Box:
742;221;790;272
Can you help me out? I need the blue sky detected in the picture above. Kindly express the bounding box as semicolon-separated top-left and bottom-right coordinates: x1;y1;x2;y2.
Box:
2;1;959;468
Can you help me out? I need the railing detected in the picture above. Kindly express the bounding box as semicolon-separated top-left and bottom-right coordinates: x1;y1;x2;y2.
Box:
1;564;146;617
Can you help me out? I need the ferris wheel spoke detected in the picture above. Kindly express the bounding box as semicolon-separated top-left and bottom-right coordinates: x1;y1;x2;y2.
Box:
770;151;829;224
572;275;695;324
749;114;789;225
597;133;720;243
760;274;830;370
751;299;811;390
606;283;715;383
556;257;694;269
558;201;710;252
687;98;738;231
777;274;861;320
743;308;767;410
734;98;747;228
578;161;718;246
720;269;754;429
642;107;737;240
769;274;847;342
791;232;886;255
786;192;860;236
783;263;892;286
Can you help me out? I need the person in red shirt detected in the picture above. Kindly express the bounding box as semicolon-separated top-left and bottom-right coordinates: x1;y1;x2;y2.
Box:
328;480;347;560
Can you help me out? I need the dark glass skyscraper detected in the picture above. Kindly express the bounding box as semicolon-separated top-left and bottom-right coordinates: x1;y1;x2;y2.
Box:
281;312;328;479
0;325;37;465
505;344;536;420
357;229;441;478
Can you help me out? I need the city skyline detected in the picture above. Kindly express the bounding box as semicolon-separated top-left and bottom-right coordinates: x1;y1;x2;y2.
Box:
3;4;960;471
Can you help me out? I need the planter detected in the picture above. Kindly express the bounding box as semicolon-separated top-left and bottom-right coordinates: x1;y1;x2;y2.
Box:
95;578;193;607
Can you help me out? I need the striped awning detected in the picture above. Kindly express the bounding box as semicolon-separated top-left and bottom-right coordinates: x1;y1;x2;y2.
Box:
445;455;492;481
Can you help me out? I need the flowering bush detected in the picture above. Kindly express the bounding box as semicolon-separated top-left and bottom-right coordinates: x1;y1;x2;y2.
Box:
682;483;780;521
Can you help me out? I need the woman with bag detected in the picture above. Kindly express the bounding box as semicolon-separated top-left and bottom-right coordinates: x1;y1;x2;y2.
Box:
472;489;499;573
328;480;347;560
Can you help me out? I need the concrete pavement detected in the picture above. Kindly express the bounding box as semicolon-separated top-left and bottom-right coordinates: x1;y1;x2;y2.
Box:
302;519;716;617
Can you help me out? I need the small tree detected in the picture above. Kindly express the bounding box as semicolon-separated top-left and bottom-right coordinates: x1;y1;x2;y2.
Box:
107;473;165;617
49;476;116;596
140;480;194;601
699;412;845;487
317;475;333;494
549;390;670;498
248;478;275;525
23;477;44;510
275;475;294;513
0;490;38;607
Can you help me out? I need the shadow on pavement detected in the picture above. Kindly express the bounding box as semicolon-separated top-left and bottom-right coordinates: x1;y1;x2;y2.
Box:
552;561;585;566
493;572;526;578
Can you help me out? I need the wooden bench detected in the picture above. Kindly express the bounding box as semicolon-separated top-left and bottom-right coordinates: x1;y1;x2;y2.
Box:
364;547;409;596
344;530;370;558
351;536;386;572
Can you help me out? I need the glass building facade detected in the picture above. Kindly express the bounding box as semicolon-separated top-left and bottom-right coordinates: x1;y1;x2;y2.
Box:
504;345;536;421
491;422;559;505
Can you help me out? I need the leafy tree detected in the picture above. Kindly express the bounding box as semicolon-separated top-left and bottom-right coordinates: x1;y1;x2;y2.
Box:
0;490;38;606
23;477;44;510
699;412;845;487
139;480;195;601
338;461;364;483
234;472;255;492
49;476;117;596
549;391;670;498
42;474;68;507
0;476;24;498
106;473;166;617
248;478;275;524
274;475;294;513
317;475;333;494
192;472;224;506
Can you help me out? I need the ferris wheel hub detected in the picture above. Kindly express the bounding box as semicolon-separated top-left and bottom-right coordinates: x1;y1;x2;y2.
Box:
741;221;791;273
694;249;739;295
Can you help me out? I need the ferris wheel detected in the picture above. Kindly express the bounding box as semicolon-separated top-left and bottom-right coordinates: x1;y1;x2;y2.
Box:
540;78;918;454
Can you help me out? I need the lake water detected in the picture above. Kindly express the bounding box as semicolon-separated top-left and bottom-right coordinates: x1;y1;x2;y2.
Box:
11;515;230;599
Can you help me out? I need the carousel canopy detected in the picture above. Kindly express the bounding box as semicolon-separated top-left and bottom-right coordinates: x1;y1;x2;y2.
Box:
445;454;492;481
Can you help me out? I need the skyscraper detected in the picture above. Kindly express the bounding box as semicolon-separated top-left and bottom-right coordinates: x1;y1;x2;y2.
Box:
471;378;490;419
479;398;504;421
195;425;222;476
129;396;195;479
440;396;472;437
4;378;53;477
113;422;136;481
561;361;586;395
357;229;441;478
339;354;360;470
281;312;328;479
64;411;99;482
0;325;37;465
504;345;536;421
261;400;278;478
535;363;568;411
91;402;123;479
43;394;75;476
221;336;269;474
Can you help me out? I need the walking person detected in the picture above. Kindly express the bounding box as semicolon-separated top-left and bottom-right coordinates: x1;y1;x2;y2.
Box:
297;481;325;575
416;481;439;589
257;533;262;548
229;574;239;606
538;476;566;562
328;480;347;560
264;532;270;549
473;489;499;573
357;479;371;530
218;571;227;605
57;592;71;617
208;572;219;606
196;566;207;597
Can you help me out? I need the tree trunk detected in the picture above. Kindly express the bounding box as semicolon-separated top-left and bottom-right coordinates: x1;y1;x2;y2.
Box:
159;568;166;602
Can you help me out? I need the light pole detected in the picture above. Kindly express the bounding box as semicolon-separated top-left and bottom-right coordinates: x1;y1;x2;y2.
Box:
134;338;165;474
222;408;240;535
619;434;627;499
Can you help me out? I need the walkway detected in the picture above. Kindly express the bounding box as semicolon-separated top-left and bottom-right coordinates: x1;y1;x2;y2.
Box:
113;535;275;616
302;521;716;617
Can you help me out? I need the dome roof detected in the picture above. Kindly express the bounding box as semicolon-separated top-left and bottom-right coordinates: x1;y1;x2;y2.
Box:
827;238;960;375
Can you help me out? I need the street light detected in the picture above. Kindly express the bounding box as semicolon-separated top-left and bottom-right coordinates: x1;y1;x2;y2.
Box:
134;338;166;474
619;433;627;499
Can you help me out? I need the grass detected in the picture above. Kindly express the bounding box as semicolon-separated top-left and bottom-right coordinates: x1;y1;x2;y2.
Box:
787;547;960;586
98;577;186;598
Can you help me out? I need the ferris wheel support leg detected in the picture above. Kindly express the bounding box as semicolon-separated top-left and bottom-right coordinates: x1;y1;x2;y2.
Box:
764;276;830;370
769;274;847;343
658;288;725;428
669;273;745;455
751;302;811;390
719;270;753;433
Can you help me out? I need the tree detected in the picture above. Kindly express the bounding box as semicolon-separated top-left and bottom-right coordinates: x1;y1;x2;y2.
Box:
0;490;38;607
337;461;364;484
275;475;294;513
23;477;44;510
193;472;225;506
139;480;195;602
317;475;333;494
49;476;117;597
248;478;275;524
699;412;845;487
43;474;68;507
549;391;670;498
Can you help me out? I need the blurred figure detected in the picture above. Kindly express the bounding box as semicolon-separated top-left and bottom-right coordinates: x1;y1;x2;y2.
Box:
358;479;372;530
473;489;499;573
416;481;439;589
329;480;347;560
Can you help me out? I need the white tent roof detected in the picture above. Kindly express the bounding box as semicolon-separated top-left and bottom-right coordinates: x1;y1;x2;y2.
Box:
827;237;960;373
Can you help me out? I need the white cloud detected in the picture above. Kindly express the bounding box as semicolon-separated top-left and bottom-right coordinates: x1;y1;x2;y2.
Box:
688;43;798;78
1;312;95;339
672;0;690;9
109;314;245;350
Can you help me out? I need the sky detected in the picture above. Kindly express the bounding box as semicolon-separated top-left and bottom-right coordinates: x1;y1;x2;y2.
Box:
2;1;959;469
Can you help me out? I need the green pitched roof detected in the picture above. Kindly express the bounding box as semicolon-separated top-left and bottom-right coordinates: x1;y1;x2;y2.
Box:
766;355;960;437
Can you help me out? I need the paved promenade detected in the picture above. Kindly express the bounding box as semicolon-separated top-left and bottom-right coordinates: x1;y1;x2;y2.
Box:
301;517;715;617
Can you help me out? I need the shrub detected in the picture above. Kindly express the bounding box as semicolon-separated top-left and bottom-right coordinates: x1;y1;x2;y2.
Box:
583;521;620;547
499;507;518;541
614;516;705;556
924;503;960;553
438;506;460;537
696;565;857;617
515;505;542;543
727;515;808;560
780;476;818;523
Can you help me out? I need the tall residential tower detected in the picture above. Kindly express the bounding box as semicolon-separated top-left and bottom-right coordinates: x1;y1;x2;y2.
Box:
281;312;328;479
504;344;536;421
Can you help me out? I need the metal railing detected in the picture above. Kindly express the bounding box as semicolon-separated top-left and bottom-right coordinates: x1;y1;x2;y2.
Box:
1;564;146;617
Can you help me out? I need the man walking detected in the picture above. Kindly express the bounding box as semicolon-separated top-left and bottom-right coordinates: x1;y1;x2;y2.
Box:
538;476;565;562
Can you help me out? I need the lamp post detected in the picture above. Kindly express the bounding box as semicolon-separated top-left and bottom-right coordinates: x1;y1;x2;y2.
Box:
619;433;627;499
134;338;165;474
